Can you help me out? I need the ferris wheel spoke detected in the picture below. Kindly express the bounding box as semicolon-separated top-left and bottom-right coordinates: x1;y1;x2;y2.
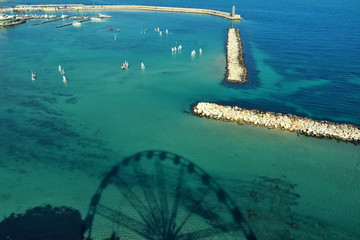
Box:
167;163;185;235
96;204;154;239
112;176;158;234
173;186;212;237
131;161;164;235
154;158;171;235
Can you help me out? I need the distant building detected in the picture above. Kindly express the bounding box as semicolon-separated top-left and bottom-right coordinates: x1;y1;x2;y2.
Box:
14;4;85;12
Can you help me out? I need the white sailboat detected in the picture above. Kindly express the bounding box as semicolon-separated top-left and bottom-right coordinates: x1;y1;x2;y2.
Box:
165;29;168;34
178;45;182;51
141;62;145;69
58;65;62;72
31;71;36;81
191;50;196;56
121;61;129;69
63;75;67;83
199;48;203;54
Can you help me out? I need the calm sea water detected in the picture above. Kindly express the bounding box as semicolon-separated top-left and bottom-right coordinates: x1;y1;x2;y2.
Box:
0;0;359;239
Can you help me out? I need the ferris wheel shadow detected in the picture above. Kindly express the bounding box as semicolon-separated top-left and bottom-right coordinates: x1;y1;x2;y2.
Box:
84;150;256;240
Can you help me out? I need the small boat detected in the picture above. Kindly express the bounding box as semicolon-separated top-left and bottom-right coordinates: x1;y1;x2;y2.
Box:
141;62;145;69
178;45;182;51
165;29;168;34
73;21;82;27
157;27;160;32
60;68;65;75
73;21;81;27
98;13;111;18
61;15;68;19
159;31;162;36
117;29;120;31
31;71;36;81
90;17;102;21
58;65;62;72
191;50;196;56
171;47;175;52
109;28;113;30
114;35;117;40
121;61;129;69
63;75;67;83
199;48;203;54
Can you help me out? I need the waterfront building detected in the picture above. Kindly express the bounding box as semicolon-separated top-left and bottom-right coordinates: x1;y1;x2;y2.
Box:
14;4;85;12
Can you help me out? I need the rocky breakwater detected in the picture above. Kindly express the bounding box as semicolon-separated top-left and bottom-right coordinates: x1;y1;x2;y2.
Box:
193;102;360;143
226;28;247;83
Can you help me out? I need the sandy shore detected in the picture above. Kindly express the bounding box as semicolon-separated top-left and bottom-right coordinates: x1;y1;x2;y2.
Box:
226;28;247;83
193;102;360;143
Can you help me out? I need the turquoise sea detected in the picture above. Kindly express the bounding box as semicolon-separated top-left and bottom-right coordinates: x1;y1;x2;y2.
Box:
0;0;359;239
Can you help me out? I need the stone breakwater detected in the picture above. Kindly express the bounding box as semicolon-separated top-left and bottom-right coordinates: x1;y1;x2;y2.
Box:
9;5;243;21
193;102;360;143
226;28;247;83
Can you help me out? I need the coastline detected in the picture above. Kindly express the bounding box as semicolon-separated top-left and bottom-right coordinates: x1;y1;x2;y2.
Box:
193;102;360;143
226;28;247;83
5;4;243;20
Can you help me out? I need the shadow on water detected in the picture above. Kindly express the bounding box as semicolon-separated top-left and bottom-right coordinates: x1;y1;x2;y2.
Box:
84;150;257;240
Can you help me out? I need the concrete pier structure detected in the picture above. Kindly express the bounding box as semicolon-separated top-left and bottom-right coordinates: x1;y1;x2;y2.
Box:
226;28;247;83
193;102;360;143
12;4;243;20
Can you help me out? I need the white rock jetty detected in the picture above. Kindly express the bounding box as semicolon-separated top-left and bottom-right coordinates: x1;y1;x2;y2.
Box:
193;102;360;143
226;28;247;83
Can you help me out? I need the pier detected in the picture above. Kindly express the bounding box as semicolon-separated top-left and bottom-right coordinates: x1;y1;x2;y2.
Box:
193;102;360;143
226;28;247;83
31;17;64;26
56;17;90;28
12;4;243;20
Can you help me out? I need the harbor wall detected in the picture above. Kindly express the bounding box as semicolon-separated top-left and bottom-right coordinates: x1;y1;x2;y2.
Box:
10;4;243;20
193;102;360;143
226;28;247;83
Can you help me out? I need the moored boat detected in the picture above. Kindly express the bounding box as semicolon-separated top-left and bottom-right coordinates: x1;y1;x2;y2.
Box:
90;17;102;21
72;21;81;27
98;13;111;18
